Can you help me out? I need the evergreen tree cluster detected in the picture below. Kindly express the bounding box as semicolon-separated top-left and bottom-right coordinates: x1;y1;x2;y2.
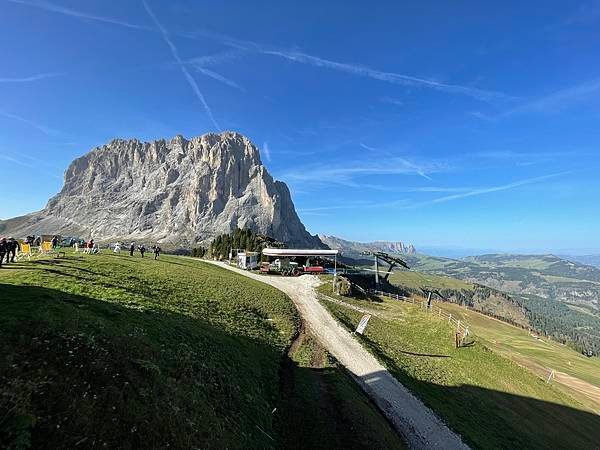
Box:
523;295;600;357
191;247;207;258
208;228;284;260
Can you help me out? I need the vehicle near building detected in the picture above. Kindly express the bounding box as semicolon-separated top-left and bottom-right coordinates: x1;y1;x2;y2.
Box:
260;248;339;276
237;251;259;270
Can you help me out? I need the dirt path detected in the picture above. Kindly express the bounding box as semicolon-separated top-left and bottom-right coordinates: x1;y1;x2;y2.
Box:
207;262;469;450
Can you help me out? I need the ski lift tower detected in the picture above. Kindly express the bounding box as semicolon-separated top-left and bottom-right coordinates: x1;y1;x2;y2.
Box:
419;287;447;309
363;251;410;287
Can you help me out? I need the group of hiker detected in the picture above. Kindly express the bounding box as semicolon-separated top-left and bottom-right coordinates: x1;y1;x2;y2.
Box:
0;237;20;268
75;239;100;254
112;241;161;260
0;235;163;266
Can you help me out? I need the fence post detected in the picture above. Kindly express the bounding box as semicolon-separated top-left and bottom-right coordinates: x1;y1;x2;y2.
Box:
449;313;452;323
457;320;461;332
438;308;441;317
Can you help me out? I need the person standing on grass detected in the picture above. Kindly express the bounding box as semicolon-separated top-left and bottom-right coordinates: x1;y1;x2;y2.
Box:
153;245;161;260
139;244;146;258
7;238;20;263
0;238;7;268
129;242;135;257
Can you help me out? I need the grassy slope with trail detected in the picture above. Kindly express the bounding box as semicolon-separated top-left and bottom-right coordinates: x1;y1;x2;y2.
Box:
317;283;600;449
397;253;600;356
0;252;401;449
436;301;600;413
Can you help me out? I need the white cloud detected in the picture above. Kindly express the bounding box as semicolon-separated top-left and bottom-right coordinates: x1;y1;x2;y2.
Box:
262;141;271;162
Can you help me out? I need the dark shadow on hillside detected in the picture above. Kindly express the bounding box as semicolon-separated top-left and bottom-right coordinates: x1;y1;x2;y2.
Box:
357;355;600;449
2;283;600;450
277;351;405;449
0;283;289;450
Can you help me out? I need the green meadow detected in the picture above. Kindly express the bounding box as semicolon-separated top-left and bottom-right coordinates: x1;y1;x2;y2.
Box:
317;283;600;449
0;252;398;449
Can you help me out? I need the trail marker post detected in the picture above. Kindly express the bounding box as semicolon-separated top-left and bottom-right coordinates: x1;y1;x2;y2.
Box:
355;314;372;335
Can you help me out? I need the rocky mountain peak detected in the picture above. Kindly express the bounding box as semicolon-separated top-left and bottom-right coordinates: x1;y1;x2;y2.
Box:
3;132;321;248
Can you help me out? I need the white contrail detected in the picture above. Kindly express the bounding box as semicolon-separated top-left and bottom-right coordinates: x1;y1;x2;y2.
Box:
296;172;569;213
502;78;600;117
423;172;571;205
170;29;514;102
0;153;62;179
7;1;511;103
193;66;245;92
262;50;511;102
6;0;150;30
0;110;60;135
359;143;432;180
142;0;221;131
0;72;62;82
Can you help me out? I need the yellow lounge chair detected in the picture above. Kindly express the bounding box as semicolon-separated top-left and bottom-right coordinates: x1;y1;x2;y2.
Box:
17;242;32;261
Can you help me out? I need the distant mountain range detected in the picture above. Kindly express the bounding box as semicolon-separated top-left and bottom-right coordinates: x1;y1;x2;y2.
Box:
560;254;600;269
319;235;416;257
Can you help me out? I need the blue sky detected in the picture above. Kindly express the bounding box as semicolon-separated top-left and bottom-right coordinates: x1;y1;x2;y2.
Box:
1;0;599;253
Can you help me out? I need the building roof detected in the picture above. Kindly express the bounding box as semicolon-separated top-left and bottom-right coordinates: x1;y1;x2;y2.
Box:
262;248;338;257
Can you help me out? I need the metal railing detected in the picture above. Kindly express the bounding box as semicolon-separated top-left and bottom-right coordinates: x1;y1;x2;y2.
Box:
369;289;469;334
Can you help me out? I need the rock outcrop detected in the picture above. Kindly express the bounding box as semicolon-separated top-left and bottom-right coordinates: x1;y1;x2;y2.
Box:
1;132;322;248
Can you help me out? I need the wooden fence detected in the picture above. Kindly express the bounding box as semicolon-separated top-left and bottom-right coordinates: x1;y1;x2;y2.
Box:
369;289;470;335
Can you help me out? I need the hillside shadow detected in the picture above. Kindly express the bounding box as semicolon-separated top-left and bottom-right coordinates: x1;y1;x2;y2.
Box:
2;283;600;450
0;283;289;450
357;344;600;449
359;368;600;449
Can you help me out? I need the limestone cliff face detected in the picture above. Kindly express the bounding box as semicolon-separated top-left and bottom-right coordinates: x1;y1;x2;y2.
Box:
4;132;322;247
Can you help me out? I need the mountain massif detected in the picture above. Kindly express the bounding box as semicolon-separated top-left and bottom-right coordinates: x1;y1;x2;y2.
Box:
0;132;322;248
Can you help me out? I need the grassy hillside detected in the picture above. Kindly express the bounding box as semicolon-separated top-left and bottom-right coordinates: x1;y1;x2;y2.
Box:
385;269;529;327
317;284;600;449
401;253;600;356
0;252;401;449
436;302;600;413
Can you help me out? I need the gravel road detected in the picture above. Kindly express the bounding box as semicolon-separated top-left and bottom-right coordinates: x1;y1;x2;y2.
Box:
208;261;469;450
